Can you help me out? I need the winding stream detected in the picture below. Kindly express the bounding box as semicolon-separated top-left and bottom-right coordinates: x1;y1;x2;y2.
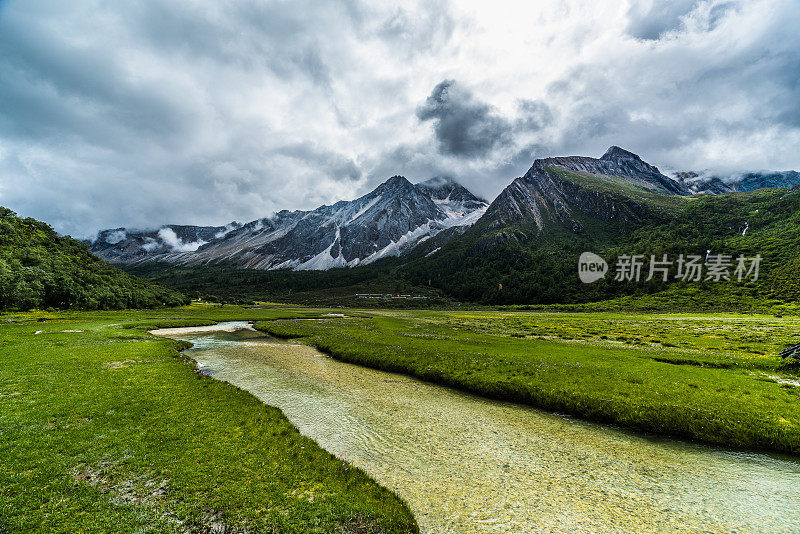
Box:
153;322;800;533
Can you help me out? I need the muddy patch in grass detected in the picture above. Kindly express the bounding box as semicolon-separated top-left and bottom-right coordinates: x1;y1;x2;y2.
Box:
71;462;251;533
71;462;168;506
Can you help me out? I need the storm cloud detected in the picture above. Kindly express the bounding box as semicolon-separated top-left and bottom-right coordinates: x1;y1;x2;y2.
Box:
0;0;798;238
415;81;553;159
416;80;513;158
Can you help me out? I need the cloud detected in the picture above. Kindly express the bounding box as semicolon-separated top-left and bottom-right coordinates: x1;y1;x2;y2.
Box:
141;237;160;252
416;80;513;158
624;1;737;40
542;0;800;174
157;228;206;253
214;222;241;239
104;230;126;245
514;100;554;132
0;0;797;237
414;82;554;161
624;0;700;40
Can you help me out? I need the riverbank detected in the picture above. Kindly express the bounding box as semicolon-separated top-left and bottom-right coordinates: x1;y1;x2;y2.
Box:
0;305;417;533
255;310;800;454
165;323;800;532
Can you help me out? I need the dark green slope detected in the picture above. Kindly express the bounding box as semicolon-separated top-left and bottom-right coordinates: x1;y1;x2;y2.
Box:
403;166;800;307
0;207;188;310
124;255;445;307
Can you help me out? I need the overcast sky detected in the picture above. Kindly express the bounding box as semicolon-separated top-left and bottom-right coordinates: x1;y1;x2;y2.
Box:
1;0;799;238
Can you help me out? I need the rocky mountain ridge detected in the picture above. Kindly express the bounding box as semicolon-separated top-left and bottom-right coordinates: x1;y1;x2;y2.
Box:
480;146;685;234
91;176;488;270
91;224;242;263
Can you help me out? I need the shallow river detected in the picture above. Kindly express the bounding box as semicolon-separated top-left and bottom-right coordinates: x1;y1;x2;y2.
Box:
153;322;800;533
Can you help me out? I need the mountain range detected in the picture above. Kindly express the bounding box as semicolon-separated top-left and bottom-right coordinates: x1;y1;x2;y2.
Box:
91;176;488;269
8;144;800;310
676;170;800;194
92;146;800;307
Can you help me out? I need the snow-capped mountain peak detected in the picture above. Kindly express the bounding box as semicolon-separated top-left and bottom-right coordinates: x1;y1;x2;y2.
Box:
91;175;488;270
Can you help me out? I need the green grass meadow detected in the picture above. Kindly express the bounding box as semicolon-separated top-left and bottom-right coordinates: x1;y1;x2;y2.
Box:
0;304;417;533
4;302;800;532
256;309;800;454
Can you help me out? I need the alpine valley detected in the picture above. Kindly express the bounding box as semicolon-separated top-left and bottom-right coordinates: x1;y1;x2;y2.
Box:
92;146;800;309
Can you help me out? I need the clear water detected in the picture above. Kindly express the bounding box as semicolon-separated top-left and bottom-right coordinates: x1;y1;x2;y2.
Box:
153;323;800;533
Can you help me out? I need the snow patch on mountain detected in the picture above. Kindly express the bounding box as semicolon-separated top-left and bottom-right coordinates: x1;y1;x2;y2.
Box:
361;221;437;264
436;201;488;227
426;247;441;257
296;227;349;270
347;195;382;223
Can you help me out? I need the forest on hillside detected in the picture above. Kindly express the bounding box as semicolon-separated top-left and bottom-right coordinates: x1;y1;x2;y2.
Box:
0;207;188;310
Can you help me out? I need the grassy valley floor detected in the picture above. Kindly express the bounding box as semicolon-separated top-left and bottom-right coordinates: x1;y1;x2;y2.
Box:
256;309;800;454
4;304;800;532
0;304;417;533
